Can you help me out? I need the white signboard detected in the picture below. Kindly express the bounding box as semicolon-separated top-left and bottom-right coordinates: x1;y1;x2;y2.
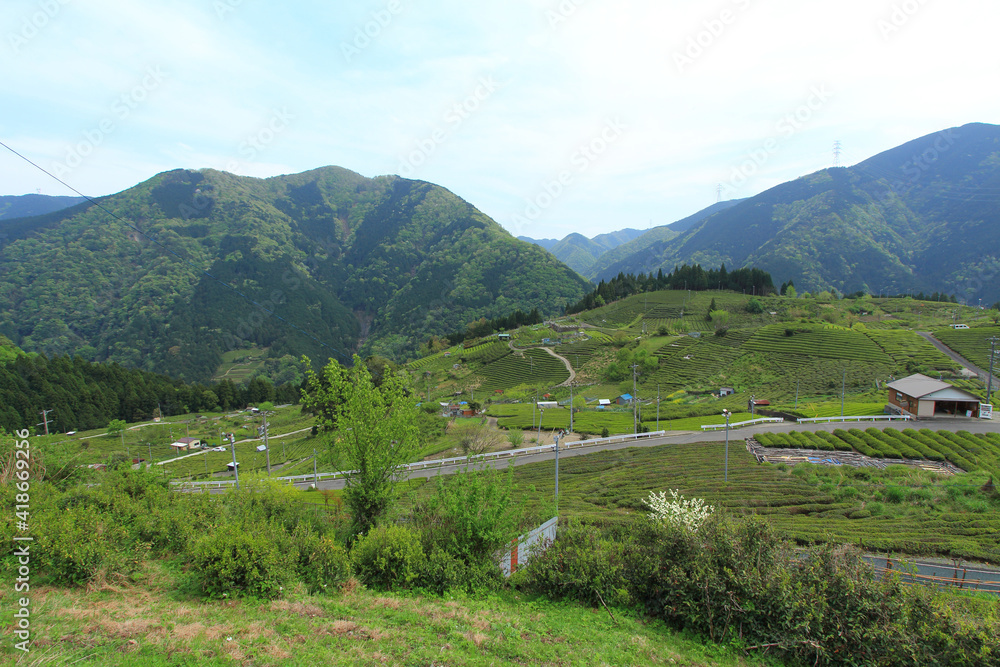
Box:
980;403;993;420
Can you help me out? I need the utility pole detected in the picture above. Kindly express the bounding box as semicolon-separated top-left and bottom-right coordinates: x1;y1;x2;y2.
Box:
841;370;847;420
263;411;271;475
631;363;640;434
722;409;731;482
569;382;574;434
37;409;53;436
987;337;999;405
554;431;560;511
231;442;240;490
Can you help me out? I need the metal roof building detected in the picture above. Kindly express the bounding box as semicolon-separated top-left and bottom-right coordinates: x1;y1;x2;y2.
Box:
886;374;983;418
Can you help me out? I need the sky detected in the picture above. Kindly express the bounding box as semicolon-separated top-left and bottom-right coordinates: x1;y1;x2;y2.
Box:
2;0;998;240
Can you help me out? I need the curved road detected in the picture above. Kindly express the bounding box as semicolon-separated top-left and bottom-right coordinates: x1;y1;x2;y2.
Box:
304;418;1000;491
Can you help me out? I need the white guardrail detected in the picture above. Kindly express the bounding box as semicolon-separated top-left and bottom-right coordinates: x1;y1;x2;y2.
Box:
171;430;669;489
701;417;784;431
796;415;912;424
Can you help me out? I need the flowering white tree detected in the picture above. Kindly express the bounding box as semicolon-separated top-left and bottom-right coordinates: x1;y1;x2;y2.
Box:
647;489;714;532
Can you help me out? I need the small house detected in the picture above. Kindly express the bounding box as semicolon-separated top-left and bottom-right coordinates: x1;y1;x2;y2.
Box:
617;394;633;405
598;399;612;408
719;387;735;397
169;437;201;452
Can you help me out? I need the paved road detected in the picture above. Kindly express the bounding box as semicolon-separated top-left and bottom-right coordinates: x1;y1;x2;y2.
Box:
302;419;1000;491
918;331;999;390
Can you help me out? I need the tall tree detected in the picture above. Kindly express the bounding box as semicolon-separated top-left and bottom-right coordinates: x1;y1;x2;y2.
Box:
302;355;420;538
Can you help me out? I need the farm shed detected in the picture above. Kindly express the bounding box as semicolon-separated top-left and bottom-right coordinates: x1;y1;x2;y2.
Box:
169;437;201;451
617;394;634;405
719;387;735;397
537;401;559;410
887;374;982;418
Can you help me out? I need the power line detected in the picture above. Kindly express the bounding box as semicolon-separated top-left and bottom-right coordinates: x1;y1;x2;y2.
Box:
0;139;348;362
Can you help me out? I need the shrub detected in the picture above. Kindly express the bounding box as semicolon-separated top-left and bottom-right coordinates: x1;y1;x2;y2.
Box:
191;521;295;599
36;504;149;586
646;489;714;532
885;485;907;503
291;525;351;594
601;427;610;438
350;523;424;590
514;522;632;608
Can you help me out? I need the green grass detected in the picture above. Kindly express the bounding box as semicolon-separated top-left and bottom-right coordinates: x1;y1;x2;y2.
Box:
14;563;765;666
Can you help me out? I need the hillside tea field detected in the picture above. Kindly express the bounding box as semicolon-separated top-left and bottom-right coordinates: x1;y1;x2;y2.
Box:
509;439;1000;563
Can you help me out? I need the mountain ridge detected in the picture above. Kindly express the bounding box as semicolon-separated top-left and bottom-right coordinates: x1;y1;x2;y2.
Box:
0;166;589;382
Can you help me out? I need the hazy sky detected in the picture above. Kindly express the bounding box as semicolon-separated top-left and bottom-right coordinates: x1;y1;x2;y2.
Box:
2;0;997;239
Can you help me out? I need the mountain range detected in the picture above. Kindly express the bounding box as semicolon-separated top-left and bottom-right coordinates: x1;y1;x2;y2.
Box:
581;123;1000;303
0;193;86;220
0;168;588;382
518;228;645;275
2;122;998;384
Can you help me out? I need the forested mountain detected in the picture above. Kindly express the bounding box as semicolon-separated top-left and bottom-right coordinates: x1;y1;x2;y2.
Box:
590;123;1000;305
521;227;644;276
0;167;589;383
0;193;87;220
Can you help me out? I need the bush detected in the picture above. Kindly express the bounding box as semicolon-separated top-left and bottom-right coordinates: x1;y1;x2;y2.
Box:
412;464;521;566
36;504;149;586
350;523;424;590
291;525;351;594
514;522;632;608
191;521;295;599
601;427;610;438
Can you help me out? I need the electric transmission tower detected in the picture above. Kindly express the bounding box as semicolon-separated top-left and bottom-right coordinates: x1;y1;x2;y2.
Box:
833;140;843;167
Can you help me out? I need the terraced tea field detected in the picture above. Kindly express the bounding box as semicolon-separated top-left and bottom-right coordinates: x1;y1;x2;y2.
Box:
510;438;1000;563
743;324;893;364
754;427;1000;480
472;348;569;392
934;325;1000;370
646;334;747;389
865;329;960;374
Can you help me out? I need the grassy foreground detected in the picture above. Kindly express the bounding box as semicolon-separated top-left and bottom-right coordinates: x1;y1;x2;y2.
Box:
4;564;767;667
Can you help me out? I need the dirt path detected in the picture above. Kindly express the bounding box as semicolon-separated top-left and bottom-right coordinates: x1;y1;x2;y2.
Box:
508;341;577;386
539;345;577;386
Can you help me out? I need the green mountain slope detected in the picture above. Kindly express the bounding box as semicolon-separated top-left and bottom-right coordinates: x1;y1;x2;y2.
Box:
0;167;589;382
595;123;1000;304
